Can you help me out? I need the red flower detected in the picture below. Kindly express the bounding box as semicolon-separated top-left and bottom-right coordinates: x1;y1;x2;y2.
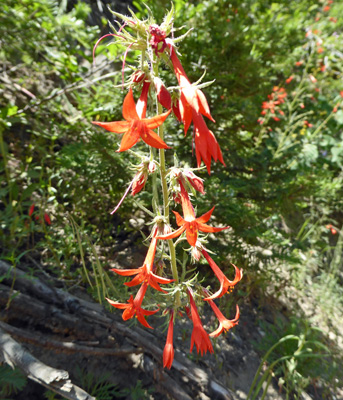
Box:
201;249;242;300
183;169;205;195
157;181;229;246
207;300;240;338
44;213;51;225
149;24;167;55
136;80;151;118
163;311;175;369
111;237;174;292
285;76;294;84
154;77;171;110
29;204;35;217
188;289;213;356
192;111;225;174
106;283;158;329
167;41;224;173
92;88;171;152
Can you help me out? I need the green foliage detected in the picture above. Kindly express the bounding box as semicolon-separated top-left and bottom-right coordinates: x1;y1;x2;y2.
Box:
249;317;340;399
0;0;133;274
0;364;27;399
73;367;121;400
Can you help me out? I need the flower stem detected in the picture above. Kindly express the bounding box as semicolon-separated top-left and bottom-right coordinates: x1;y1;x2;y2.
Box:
153;57;181;308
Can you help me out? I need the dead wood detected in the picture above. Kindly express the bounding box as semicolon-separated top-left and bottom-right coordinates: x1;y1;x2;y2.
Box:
0;327;95;400
0;260;236;400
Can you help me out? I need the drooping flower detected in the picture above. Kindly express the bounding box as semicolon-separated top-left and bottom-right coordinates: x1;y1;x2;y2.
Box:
106;283;158;329
192;110;225;173
111;237;174;292
208;302;239;338
163;310;175;369
201;249;242;300
157;181;229;246
109;160;156;214
169;167;205;196
167;40;224;173
188;289;213;356
92;88;171;152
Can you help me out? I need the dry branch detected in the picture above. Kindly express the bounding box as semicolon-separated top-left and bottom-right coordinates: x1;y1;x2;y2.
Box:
0;260;236;400
0;327;95;400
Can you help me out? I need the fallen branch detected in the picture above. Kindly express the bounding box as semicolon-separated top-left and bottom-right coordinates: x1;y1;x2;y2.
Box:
0;327;95;400
0;260;236;400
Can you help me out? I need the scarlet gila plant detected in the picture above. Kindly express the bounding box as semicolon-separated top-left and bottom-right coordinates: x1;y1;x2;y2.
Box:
92;5;242;369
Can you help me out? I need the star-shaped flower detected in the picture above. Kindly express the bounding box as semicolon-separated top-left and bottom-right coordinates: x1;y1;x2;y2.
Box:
92;88;171;152
111;237;174;292
157;181;229;246
106;283;158;329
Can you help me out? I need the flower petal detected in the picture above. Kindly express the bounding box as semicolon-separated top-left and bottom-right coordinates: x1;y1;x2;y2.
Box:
143;109;172;129
156;225;186;240
198;222;229;233
122;88;139;121
196;206;215;224
92;120;129;133
110;267;142;276
141;129;170;149
172;210;186;226
117;125;140;152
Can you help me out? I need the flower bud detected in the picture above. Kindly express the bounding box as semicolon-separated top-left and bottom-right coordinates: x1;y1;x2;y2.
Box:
149;24;167;55
183;170;205;195
131;70;146;83
154;77;171;110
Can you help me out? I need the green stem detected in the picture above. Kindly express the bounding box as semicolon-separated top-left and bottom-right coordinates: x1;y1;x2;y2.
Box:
153;57;181;308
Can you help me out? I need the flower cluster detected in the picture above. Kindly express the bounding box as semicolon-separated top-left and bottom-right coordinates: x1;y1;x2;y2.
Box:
258;86;287;124
93;6;242;370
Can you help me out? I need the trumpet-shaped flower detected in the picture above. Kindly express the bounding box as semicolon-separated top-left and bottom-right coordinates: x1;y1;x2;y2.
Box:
106;283;158;329
92;88;171;152
202;249;242;300
206;297;240;338
111;237;174;292
163;310;175;369
188;289;213;356
167;41;225;173
157;181;229;246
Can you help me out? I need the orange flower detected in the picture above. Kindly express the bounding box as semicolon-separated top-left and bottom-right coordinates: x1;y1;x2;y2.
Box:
163;311;175;369
285;76;294;84
188;289;213;356
201;249;242;300
192;111;225;174
111;237;174;292
92;88;171;152
167;40;224;173
207;300;240;338
156;181;229;246
106;283;158;329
